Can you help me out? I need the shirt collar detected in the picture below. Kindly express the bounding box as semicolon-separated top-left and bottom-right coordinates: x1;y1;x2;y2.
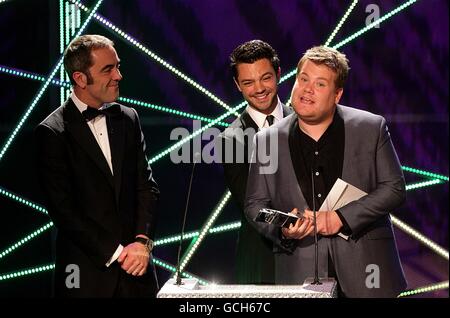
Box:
246;97;283;129
70;91;108;114
298;108;343;147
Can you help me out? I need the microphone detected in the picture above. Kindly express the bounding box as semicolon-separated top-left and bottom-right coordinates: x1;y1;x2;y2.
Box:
175;152;200;285
311;169;321;285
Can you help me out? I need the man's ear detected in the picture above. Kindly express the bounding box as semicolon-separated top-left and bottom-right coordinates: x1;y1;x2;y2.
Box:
233;77;242;92
72;71;88;89
276;67;281;83
335;88;343;104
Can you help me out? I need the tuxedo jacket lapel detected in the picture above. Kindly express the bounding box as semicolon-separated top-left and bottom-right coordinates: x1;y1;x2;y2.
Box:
107;109;125;205
64;99;115;189
240;109;259;132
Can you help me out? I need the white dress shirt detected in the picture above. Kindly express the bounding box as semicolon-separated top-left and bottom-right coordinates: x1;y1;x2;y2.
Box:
71;92;114;175
71;92;123;267
246;97;284;129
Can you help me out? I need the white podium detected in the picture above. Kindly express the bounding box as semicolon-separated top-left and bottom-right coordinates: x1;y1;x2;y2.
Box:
157;278;337;298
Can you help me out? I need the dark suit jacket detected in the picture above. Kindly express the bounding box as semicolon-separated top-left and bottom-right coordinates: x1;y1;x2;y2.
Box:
35;98;159;297
218;103;292;284
245;105;407;297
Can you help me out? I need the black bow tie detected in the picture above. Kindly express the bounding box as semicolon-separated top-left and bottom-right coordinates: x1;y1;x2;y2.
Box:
82;104;121;121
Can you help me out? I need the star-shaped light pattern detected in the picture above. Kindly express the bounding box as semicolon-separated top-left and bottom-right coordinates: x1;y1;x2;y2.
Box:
0;0;447;297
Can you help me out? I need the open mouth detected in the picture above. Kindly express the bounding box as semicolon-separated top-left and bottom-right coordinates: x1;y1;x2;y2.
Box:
300;96;314;104
254;93;270;102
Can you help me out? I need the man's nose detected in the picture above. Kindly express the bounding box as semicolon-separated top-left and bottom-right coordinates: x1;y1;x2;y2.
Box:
303;81;313;93
113;68;122;81
255;80;265;93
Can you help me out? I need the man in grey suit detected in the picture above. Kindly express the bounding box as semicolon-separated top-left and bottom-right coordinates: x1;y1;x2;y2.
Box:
218;40;291;284
245;46;407;297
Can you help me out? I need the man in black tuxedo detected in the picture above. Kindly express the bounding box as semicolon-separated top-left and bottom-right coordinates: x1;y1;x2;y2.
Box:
218;40;292;284
35;34;159;297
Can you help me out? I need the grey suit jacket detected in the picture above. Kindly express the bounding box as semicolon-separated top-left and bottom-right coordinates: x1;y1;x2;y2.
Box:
244;104;407;297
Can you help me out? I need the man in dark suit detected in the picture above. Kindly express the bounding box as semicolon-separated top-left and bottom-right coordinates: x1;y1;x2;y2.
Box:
245;46;407;297
35;34;159;297
218;40;291;284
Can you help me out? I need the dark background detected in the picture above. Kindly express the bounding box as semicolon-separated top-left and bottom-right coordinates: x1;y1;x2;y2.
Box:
0;0;448;297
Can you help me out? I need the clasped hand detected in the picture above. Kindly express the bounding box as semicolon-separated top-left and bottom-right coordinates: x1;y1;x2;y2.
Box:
281;208;343;240
117;242;150;276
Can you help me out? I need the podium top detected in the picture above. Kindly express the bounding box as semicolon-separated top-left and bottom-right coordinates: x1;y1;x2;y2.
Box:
157;278;337;298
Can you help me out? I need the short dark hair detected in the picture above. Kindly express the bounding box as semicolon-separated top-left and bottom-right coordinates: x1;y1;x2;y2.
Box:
230;40;280;80
297;46;350;89
63;34;114;85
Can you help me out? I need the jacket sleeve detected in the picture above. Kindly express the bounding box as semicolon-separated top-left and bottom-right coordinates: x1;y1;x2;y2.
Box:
218;132;248;211
244;133;291;252
35;124;120;268
131;108;160;240
338;117;406;237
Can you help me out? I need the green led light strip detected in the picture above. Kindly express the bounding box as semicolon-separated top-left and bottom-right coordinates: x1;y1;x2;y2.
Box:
397;281;449;297
0;65;71;88
59;0;65;105
0;222;53;260
405;179;443;191
156;231;199;247
0;65;229;126
60;0;79;105
332;0;418;49
0;264;55;281
324;0;359;46
65;1;70;47
0;259;209;285
155;221;241;247
286;0;359;106
0;186;48;215
0;0;104;163
153;257;209;286
402;166;449;181
208;221;241;234
279;0;420;86
391;215;449;260
178;191;231;274
69;0;239;117
118;96;229;127
148;101;247;164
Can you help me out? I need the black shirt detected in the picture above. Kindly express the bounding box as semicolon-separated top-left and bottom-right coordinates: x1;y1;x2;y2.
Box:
288;110;350;278
289;110;345;212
